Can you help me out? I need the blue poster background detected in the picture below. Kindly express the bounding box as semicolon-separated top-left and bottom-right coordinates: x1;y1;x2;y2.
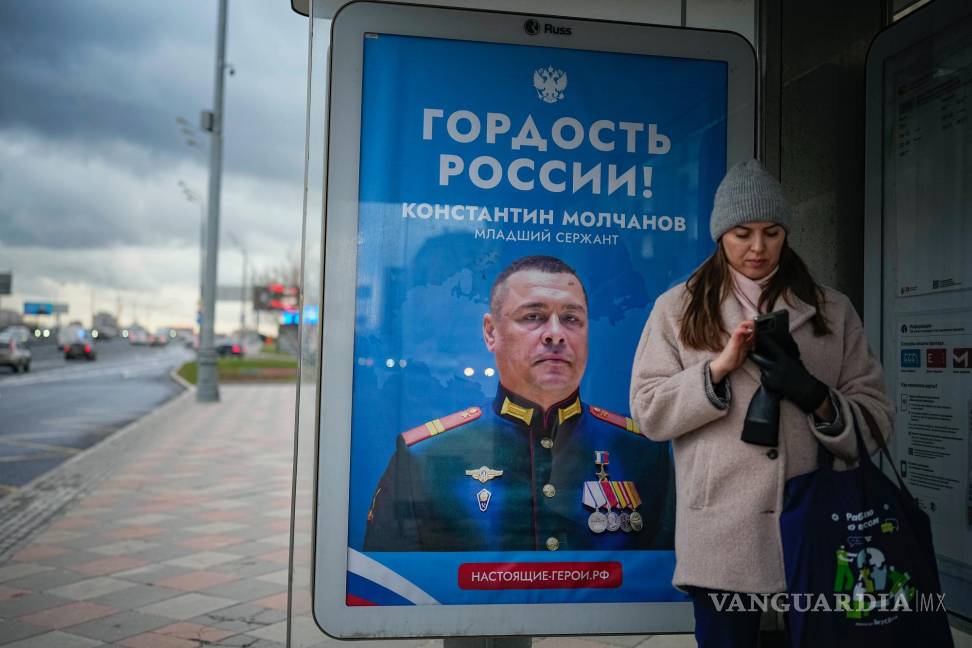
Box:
343;34;726;604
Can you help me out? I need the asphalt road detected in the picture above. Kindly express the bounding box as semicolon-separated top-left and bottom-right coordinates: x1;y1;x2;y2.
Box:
0;338;191;493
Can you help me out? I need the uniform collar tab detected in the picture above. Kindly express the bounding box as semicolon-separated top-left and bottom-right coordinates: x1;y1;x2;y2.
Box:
500;396;534;426
494;386;537;426
493;386;582;428
557;396;582;424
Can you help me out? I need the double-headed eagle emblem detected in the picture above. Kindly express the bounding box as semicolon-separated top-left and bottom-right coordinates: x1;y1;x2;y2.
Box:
533;66;567;103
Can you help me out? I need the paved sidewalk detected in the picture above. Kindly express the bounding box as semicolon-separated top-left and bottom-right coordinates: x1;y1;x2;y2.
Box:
1;385;967;648
0;386;644;648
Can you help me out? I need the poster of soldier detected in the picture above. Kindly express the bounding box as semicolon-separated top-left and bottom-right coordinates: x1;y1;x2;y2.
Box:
312;6;755;616
334;30;730;606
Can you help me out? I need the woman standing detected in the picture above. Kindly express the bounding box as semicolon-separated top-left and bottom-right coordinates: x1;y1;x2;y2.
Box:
629;159;893;647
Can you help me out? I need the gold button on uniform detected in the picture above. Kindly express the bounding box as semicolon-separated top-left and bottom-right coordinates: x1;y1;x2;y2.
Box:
540;437;553;449
545;537;560;551
542;484;556;498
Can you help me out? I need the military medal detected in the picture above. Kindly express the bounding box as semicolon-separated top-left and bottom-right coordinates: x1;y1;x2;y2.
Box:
588;511;608;533
582;481;609;533
622;481;644;532
611;481;629;510
477;488;491;512
594;450;610;482
606;511;621;531
619;511;632;533
585;453;615;534
599;480;621;532
612;481;633;533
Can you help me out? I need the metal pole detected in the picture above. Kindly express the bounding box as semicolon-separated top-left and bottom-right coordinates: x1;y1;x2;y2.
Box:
240;248;247;336
200;202;206;313
198;0;228;402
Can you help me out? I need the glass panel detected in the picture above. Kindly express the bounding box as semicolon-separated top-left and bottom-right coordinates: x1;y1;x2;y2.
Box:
687;0;757;48
880;12;972;617
290;0;329;640
894;0;932;21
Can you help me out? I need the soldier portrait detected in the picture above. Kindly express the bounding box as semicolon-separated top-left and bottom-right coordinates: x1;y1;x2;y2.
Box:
364;254;676;552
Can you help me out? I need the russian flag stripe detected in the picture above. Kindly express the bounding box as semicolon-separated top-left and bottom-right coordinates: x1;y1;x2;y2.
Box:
347;548;440;605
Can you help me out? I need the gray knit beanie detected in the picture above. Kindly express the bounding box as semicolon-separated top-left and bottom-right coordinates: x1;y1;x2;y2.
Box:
709;159;792;242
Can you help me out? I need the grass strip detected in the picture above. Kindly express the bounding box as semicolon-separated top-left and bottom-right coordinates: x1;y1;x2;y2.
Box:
177;356;298;384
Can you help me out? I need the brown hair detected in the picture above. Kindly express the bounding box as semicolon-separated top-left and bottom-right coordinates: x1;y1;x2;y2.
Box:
678;241;832;352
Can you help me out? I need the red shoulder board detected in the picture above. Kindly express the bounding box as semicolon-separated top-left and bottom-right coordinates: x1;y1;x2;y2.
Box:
401;406;482;446
589;405;641;435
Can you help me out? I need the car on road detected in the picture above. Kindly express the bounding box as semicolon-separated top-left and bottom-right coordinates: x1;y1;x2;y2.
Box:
62;326;97;360
1;325;32;346
215;335;244;357
92;325;118;340
127;328;150;346
0;333;31;372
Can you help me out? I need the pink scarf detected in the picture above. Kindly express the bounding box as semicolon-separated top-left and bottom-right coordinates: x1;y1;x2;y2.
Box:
729;265;779;319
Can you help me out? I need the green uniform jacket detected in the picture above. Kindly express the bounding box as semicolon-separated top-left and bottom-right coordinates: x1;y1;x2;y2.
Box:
365;385;676;552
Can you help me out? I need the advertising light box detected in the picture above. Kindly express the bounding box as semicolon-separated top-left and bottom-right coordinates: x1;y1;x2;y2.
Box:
315;2;755;637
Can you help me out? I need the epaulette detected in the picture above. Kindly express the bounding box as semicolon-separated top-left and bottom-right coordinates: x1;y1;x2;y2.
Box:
589;405;642;435
401;406;482;446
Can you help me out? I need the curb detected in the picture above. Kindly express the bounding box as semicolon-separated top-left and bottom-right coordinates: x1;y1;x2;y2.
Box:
0;374;192;561
170;364;196;391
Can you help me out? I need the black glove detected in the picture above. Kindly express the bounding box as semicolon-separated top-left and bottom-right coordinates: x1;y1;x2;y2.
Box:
749;334;829;413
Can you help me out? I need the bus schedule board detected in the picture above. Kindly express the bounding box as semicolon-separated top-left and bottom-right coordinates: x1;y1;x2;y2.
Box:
315;2;755;637
864;0;972;621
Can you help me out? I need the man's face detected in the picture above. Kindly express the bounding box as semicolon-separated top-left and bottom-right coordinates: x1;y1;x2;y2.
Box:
483;270;588;407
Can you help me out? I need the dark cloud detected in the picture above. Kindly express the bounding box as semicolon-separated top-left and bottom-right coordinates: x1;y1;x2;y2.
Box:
0;129;303;252
0;1;310;329
0;1;308;182
0;3;212;164
0;132;196;249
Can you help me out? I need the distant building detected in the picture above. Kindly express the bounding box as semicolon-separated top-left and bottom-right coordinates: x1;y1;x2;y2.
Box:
93;311;120;338
0;309;23;328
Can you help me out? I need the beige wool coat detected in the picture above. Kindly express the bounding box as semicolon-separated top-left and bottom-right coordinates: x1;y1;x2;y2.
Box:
629;282;894;594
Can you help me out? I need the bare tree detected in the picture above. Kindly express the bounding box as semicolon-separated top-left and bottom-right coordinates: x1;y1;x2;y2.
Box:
253;248;301;289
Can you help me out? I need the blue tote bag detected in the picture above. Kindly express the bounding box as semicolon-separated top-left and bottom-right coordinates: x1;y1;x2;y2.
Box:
780;405;954;647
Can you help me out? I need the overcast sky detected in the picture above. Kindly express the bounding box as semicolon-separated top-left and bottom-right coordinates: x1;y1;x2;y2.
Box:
0;1;311;333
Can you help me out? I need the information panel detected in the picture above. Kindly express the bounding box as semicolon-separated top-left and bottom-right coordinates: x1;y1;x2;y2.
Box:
866;0;972;621
315;2;754;637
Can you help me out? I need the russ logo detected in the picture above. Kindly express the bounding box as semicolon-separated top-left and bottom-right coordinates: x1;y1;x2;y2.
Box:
523;18;572;36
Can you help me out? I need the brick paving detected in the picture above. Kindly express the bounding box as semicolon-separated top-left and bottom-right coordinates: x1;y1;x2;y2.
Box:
1;384;968;648
0;387;293;646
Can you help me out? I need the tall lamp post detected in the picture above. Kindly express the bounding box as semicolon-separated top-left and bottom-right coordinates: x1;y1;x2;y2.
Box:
198;0;230;403
175;117;207;340
226;232;248;339
177;180;206;311
176;116;202;150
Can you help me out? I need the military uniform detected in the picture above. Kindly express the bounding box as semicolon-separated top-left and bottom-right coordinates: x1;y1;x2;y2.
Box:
364;385;675;552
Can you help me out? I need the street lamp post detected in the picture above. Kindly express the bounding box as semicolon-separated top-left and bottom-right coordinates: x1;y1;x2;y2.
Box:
227;233;248;339
177;180;206;312
175;116;208;342
198;0;229;403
